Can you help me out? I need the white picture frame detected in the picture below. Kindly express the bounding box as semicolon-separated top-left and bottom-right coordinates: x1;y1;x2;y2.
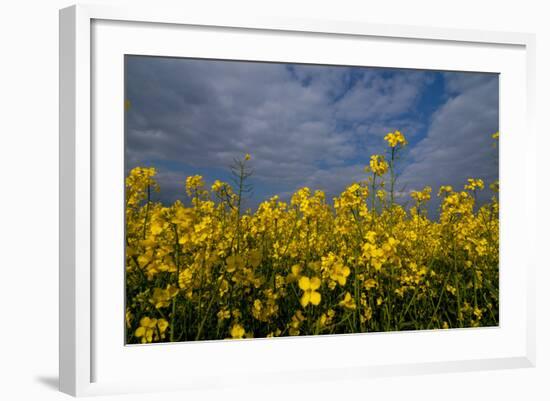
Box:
59;4;536;397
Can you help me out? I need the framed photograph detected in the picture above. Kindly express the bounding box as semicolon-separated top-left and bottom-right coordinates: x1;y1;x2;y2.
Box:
59;4;536;396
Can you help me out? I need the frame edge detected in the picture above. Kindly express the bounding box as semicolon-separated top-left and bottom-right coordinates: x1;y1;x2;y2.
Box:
59;5;77;396
525;33;536;368
60;4;93;396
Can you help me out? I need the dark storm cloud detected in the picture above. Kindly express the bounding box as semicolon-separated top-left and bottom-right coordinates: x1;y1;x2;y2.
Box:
126;58;354;178
125;56;498;211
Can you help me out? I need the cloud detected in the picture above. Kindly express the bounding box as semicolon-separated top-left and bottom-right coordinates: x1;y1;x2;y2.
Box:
334;70;434;121
398;72;499;209
125;56;436;206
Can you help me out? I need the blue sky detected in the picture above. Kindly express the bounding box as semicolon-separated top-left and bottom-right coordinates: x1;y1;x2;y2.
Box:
125;56;498;215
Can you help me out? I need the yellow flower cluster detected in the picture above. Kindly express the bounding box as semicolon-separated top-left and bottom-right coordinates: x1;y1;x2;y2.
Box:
368;154;389;176
465;178;485;191
384;130;407;148
411;186;432;204
134;317;169;343
125;134;499;344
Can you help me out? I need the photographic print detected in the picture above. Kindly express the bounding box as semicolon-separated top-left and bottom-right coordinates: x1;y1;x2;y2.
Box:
124;56;499;344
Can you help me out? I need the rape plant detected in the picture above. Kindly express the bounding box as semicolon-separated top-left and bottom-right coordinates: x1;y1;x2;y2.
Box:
125;130;499;343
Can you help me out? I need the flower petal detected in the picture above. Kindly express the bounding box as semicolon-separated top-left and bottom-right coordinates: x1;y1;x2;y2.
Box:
310;277;321;290
310;291;321;306
157;319;169;333
300;292;310;308
298;276;311;291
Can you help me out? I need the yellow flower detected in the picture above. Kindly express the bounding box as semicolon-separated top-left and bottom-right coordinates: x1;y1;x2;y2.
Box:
254;299;262;312
298;276;322;307
157;319;169;334
465;178;484;191
150;221;164;235
211;179;224;192
339;292;356;310
411;186;432;203
178;268;193;289
330;263;350;286
362;306;373;322
185;175;205;196
446;284;457;296
322;253;350;286
365;231;377;243
134;317;169;343
288;310;305;336
286;264;302;284
394;287;405;297
384;130;407;148
364;278;378;290
135;317;156;342
249;249;262;268
473;307;483;320
368;154;389;176
266;329;282;337
245;153;251;161
217;308;230;321
149;285;179;309
125;309;133;329
438;185;453;197
230;323;245;339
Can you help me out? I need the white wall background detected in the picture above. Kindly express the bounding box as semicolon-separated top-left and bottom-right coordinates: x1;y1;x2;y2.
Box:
0;0;547;399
